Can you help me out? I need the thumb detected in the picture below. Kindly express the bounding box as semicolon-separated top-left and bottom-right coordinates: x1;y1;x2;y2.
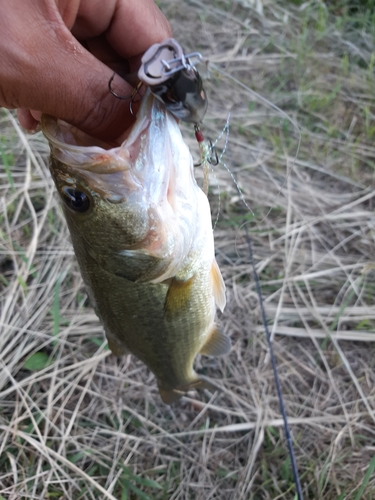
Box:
23;39;136;141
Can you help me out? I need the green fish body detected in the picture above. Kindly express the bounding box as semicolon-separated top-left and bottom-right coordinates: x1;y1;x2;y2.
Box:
42;92;230;403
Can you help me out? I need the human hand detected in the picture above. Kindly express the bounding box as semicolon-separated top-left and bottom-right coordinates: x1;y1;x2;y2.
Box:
0;0;172;141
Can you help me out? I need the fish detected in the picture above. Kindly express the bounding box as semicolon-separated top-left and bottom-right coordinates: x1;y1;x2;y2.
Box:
42;90;230;404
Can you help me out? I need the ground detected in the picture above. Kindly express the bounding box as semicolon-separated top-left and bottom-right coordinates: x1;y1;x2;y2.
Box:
1;0;375;499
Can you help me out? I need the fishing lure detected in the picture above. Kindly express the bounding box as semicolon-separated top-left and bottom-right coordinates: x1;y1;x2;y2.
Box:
138;38;208;125
138;38;217;195
109;38;217;194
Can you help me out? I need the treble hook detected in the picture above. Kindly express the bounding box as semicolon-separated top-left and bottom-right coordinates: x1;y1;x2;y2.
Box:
108;73;143;116
208;141;219;166
194;124;219;167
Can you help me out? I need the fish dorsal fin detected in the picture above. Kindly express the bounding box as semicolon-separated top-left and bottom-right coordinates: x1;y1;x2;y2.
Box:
211;259;226;312
164;276;195;318
200;324;231;357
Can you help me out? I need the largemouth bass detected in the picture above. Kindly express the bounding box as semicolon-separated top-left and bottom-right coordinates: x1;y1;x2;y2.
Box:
42;91;230;403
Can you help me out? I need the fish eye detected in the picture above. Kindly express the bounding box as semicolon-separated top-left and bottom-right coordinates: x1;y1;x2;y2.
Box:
62;187;90;213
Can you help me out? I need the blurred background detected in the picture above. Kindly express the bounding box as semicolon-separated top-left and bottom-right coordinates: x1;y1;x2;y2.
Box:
1;0;375;498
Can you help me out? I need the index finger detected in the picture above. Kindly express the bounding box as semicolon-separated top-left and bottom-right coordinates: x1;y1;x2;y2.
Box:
72;0;172;60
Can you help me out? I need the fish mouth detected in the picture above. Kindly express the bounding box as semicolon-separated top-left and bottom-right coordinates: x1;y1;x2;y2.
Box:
42;90;193;204
41;91;160;175
42;91;164;199
41;115;134;175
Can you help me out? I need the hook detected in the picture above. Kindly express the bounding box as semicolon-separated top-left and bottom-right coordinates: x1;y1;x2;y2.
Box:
194;125;219;167
194;138;219;167
208;140;219;166
108;74;143;116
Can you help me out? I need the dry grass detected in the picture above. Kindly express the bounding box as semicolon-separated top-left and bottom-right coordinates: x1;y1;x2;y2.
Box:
1;0;375;498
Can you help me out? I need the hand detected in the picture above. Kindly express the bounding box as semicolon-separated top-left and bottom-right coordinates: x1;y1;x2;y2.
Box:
0;0;172;141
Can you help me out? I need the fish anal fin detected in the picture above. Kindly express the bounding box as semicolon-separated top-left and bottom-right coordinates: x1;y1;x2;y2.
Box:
106;334;130;357
158;376;222;404
158;388;185;404
164;275;195;318
200;324;231;357
211;260;226;312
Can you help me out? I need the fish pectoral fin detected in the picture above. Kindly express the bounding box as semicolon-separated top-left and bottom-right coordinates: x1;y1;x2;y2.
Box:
199;324;231;357
158;376;222;404
211;259;226;312
164;275;195;318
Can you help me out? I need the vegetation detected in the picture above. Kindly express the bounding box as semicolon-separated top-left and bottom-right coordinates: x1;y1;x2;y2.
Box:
1;0;375;498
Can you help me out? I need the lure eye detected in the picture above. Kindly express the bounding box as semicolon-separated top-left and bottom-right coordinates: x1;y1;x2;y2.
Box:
62;187;90;213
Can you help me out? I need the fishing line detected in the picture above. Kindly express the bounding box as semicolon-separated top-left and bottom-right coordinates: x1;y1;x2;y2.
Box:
207;114;256;231
209;113;231;231
215;116;255;217
191;50;304;495
207;119;303;498
244;225;303;500
210;123;303;497
210;63;302;224
204;70;304;498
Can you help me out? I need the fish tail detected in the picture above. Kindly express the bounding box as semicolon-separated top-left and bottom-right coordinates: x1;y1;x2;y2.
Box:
158;375;222;405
